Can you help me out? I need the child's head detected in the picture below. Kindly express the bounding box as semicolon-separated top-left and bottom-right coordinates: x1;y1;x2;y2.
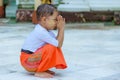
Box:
36;4;58;30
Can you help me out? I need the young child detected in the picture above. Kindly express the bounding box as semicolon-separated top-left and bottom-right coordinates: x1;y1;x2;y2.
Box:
20;4;67;78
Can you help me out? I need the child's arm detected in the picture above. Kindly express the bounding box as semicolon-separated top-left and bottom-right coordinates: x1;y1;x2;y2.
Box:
56;15;65;48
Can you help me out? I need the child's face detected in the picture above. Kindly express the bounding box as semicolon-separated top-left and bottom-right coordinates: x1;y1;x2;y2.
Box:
45;11;58;30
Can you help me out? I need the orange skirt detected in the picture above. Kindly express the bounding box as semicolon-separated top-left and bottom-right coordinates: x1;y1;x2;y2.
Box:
20;44;67;72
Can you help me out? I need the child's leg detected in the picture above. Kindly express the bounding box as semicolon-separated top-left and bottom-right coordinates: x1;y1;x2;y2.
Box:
27;52;42;62
20;52;41;72
34;72;53;78
45;70;55;75
35;44;67;72
20;44;67;78
32;44;67;78
20;52;54;78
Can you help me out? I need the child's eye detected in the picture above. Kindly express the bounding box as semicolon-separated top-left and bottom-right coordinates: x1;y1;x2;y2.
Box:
53;19;57;21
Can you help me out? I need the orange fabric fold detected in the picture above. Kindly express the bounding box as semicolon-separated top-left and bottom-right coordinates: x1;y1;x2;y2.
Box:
20;44;67;72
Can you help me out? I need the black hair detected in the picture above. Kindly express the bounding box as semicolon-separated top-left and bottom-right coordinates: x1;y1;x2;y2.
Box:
36;4;57;20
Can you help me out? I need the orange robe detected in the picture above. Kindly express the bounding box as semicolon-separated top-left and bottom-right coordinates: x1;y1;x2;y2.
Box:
20;44;67;72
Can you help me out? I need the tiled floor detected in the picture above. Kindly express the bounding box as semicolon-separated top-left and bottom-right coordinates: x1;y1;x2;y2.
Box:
0;23;120;80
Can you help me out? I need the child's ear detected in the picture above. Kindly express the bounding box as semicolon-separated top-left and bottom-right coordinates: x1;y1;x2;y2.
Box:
41;17;47;22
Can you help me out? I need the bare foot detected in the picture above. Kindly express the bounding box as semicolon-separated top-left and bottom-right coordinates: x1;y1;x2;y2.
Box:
45;70;55;75
34;72;53;78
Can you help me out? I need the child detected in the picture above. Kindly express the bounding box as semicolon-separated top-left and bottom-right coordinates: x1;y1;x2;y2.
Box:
20;4;67;78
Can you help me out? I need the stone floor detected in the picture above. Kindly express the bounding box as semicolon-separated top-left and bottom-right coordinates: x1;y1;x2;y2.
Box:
0;23;120;80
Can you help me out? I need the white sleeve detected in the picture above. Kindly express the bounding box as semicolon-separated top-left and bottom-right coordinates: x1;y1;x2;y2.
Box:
35;30;58;47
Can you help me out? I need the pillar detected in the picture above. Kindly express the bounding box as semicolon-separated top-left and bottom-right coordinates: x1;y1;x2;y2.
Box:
34;0;41;10
32;0;42;24
0;0;4;18
41;0;51;4
0;0;3;6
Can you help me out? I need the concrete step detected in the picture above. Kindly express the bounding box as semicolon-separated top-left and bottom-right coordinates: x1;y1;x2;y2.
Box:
58;0;120;12
5;0;17;18
62;0;87;4
9;0;16;5
6;5;17;18
58;0;90;12
87;0;120;11
58;4;90;12
0;18;10;23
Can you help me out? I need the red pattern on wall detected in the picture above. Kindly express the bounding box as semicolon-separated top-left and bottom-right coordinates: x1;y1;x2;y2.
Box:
114;12;120;25
0;6;5;18
60;11;114;23
16;9;33;22
16;10;120;25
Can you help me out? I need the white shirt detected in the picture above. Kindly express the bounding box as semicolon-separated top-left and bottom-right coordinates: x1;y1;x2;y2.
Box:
22;24;58;52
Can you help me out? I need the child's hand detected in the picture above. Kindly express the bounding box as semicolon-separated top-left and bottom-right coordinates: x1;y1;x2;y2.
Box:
57;15;65;30
28;52;42;62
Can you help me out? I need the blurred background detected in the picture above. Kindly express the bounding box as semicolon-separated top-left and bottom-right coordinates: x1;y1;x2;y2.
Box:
0;0;120;25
